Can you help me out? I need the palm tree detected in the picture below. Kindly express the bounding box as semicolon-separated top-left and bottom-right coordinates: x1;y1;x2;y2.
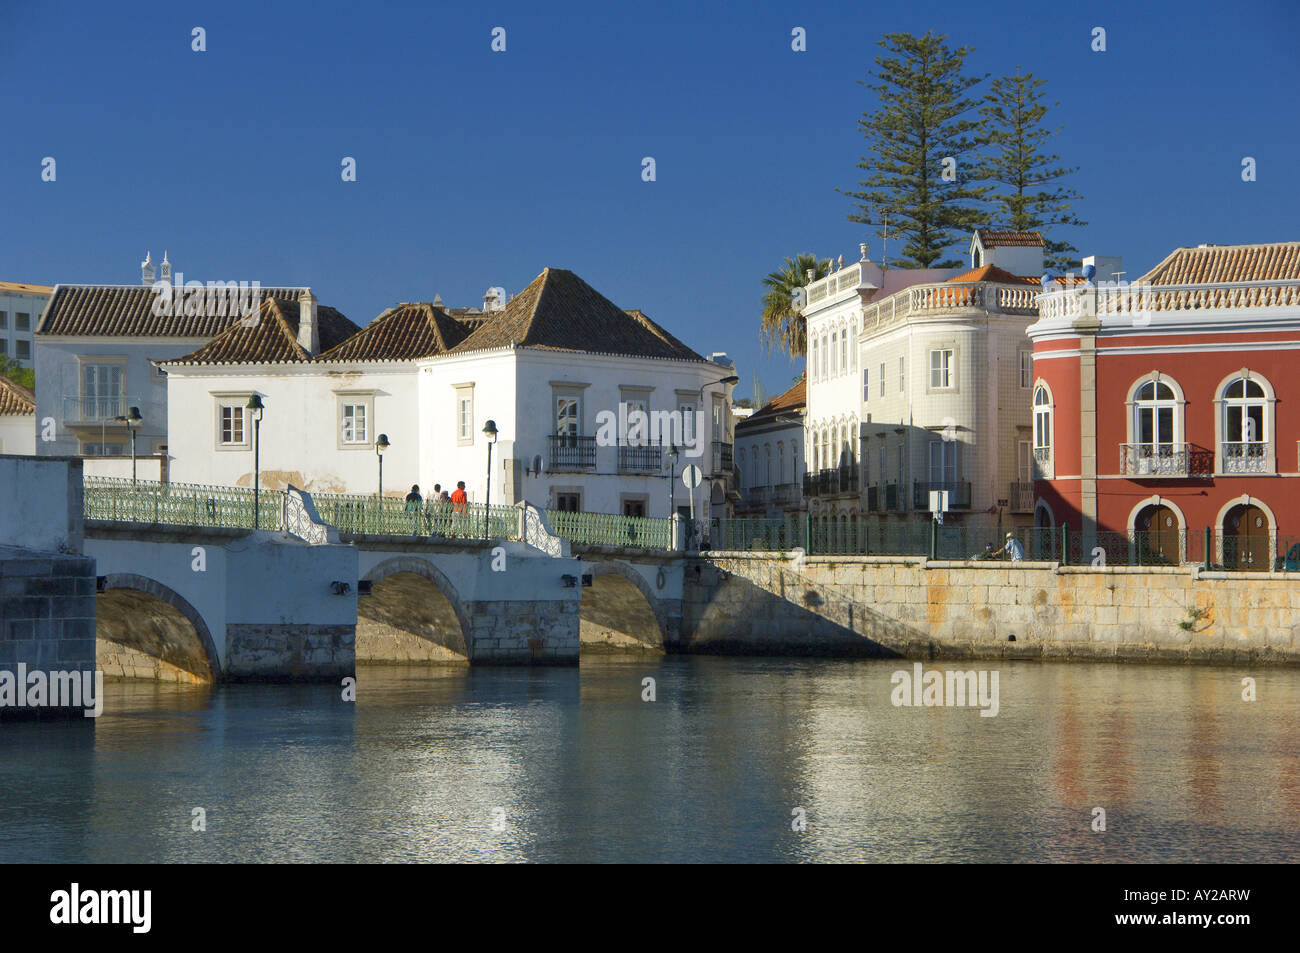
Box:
760;254;831;358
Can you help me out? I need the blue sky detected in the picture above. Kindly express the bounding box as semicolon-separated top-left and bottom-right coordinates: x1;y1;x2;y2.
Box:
3;0;1297;401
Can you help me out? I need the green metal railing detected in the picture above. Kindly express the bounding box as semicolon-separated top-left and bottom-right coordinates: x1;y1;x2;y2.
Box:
543;509;671;549
84;477;283;530
312;493;518;540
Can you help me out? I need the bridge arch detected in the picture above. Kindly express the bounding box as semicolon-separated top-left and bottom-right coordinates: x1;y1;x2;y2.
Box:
359;556;472;661
579;561;667;651
98;573;221;681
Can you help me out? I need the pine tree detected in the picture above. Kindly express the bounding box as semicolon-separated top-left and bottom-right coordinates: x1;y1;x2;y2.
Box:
980;70;1086;273
845;31;989;269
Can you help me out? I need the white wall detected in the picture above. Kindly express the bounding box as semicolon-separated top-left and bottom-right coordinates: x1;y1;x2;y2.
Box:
0;414;34;454
420;348;735;518
35;336;208;455
165;363;421;495
0;454;83;553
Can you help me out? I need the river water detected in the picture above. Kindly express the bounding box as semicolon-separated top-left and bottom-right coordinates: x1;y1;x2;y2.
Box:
1;658;1297;863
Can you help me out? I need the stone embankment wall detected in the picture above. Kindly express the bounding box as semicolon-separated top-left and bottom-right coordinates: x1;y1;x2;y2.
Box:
0;546;98;694
680;554;1300;664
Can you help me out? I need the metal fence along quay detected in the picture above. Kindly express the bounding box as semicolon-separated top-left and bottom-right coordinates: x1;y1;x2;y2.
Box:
82;479;1299;569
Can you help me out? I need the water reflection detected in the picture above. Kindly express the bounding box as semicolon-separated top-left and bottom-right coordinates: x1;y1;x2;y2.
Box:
0;659;1296;862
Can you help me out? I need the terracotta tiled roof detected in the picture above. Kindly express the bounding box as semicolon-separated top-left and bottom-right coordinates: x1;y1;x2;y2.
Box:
161;296;358;366
946;264;1040;285
0;281;52;295
0;376;35;415
975;229;1044;248
737;377;805;430
447;268;705;362
316;303;482;362
37;285;316;338
1140;242;1300;285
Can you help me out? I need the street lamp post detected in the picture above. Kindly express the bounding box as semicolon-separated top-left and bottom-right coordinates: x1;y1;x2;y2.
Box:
665;442;679;516
695;374;739;545
376;433;390;498
482;419;498;538
246;394;264;529
115;406;143;486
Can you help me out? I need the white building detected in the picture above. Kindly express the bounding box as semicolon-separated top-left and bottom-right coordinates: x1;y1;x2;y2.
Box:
33;254;342;470
163;267;738;520
801;231;1048;528
0;281;51;368
734;376;805;516
801;242;961;520
0;376;35;454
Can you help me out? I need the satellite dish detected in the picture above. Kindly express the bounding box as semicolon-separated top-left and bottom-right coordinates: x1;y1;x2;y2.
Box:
1082;263;1097;281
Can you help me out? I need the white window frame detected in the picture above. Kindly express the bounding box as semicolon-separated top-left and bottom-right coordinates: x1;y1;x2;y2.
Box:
929;348;954;390
216;401;248;450
455;383;475;446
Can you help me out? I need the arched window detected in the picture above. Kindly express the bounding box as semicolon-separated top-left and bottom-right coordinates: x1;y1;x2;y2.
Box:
777;441;785;485
791;440;799;482
751;447;760;487
1222;377;1267;472
1033;384;1053;478
1130;379;1179;474
765;443;773;486
810;338;818;383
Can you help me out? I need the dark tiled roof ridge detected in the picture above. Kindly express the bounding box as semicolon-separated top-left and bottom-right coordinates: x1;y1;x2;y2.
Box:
0;375;36;415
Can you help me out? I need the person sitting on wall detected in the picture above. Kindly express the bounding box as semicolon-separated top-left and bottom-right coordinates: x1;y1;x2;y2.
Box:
991;532;1025;562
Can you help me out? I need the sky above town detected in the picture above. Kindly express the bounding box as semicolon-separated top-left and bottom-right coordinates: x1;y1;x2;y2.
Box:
2;0;1297;403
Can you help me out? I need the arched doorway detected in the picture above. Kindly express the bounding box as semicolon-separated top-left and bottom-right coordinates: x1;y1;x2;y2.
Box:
1223;503;1270;570
1134;503;1180;565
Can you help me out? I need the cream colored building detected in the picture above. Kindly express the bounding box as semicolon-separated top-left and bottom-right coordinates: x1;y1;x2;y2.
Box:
801;230;1047;529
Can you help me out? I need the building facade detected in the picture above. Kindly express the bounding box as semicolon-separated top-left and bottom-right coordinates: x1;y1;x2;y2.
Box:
33;257;331;465
0;281;51;368
734;376;804;516
1029;241;1300;568
163;268;737;521
801;231;1046;533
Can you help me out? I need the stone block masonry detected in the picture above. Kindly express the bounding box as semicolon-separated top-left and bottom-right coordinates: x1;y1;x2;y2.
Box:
465;598;580;665
0;545;98;714
681;554;1300;665
224;624;356;681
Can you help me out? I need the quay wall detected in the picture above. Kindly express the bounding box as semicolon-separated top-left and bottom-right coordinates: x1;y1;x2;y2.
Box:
679;554;1300;664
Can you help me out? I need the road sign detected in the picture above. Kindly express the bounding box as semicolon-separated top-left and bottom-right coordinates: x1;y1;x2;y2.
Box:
681;465;703;489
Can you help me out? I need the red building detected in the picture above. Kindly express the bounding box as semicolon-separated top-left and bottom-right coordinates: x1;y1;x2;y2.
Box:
1027;242;1300;568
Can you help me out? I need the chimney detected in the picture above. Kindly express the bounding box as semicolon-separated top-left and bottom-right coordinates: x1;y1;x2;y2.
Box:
160;250;172;283
298;289;319;353
141;251;155;286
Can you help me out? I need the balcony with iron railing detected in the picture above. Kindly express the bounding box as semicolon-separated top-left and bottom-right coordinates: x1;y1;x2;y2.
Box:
1119;443;1213;478
549;434;597;471
617;442;663;473
62;394;143;425
884;482;900;512
711;441;734;475
1010;482;1036;514
1032;446;1053;480
1221;441;1270;474
913;480;972;510
770;482;800;506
